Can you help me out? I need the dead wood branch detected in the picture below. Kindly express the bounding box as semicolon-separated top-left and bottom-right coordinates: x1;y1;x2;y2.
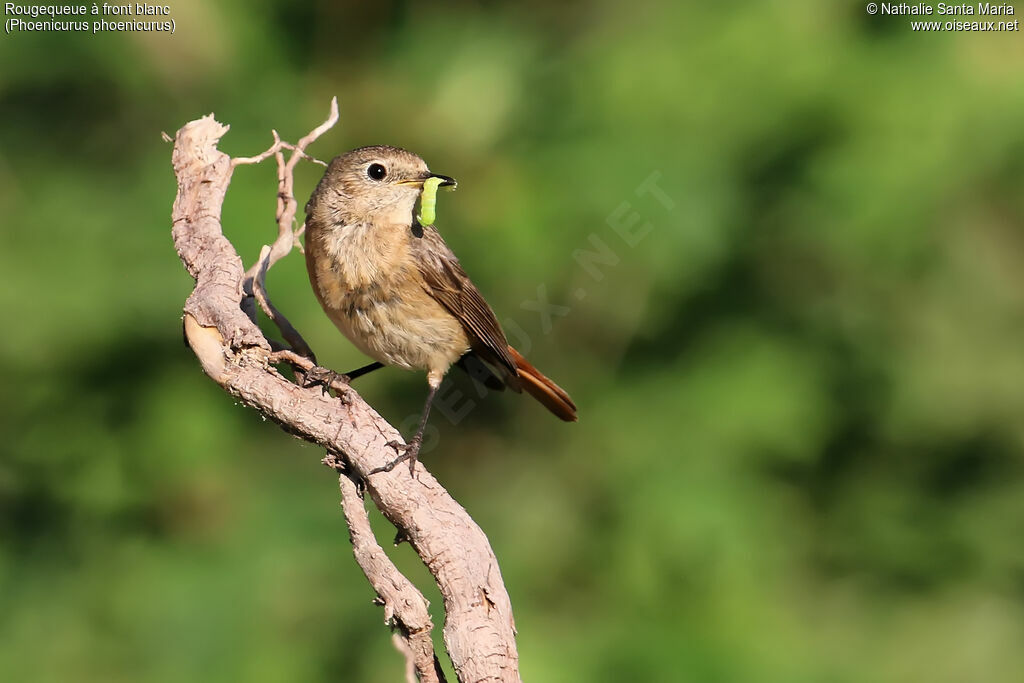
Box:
336;468;445;682
170;102;520;683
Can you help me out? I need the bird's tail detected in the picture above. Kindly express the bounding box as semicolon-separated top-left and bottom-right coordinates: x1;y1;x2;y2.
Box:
507;346;578;422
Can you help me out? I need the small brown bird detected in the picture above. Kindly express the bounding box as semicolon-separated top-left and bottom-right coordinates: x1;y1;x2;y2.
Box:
304;145;577;473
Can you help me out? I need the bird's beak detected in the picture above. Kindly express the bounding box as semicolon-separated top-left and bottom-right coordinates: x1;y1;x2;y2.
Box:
397;173;457;189
430;174;457;188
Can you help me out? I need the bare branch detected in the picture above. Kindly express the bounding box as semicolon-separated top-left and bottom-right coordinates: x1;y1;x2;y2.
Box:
231;129;284;167
267;349;351;396
170;107;520;683
171;116;266;351
294;96;340;159
253;244;316;361
335;466;446;683
240;98;339;361
392;633;420;683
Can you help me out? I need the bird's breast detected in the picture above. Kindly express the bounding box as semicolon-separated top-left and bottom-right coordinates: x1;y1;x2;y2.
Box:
307;221;469;373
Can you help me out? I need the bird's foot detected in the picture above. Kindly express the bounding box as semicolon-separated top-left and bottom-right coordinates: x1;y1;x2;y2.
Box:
369;437;423;477
301;365;350;397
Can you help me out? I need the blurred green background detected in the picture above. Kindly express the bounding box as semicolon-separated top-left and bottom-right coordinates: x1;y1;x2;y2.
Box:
2;1;1024;681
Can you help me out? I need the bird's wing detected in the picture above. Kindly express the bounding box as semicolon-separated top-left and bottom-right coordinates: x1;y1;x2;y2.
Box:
411;224;519;385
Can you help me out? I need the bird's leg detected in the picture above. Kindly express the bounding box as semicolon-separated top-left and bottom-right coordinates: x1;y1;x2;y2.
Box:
371;377;441;477
343;361;386;381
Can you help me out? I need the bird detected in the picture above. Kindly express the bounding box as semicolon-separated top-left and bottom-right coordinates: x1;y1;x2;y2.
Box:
303;145;577;474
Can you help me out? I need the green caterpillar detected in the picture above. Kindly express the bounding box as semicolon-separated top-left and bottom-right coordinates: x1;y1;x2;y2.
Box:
417;176;444;226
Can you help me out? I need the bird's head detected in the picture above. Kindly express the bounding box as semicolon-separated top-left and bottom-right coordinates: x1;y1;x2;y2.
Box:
307;145;455;228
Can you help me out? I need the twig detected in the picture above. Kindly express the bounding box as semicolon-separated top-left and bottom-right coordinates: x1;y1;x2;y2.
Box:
267;349;351;396
170;106;520;683
234;137;329;168
240;97;339;361
253;244;316;361
231;129;284;166
392;633;419;683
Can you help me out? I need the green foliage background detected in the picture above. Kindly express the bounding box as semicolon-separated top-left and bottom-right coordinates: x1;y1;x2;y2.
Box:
2;1;1023;681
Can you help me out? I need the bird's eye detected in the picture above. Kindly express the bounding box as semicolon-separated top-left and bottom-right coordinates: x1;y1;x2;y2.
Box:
367;163;387;181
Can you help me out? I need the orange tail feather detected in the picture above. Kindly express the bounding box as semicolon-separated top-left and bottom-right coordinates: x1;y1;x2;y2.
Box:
507;346;578;422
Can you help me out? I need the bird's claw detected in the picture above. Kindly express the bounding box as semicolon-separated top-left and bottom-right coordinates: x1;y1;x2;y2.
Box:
369;438;422;476
301;366;349;396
